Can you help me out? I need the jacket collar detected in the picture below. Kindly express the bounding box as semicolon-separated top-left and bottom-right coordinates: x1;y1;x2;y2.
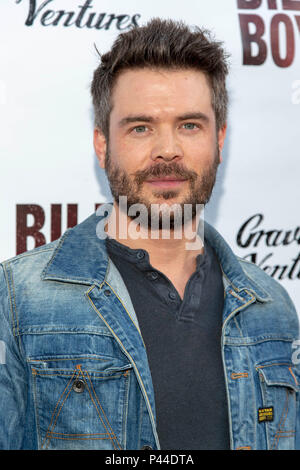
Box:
42;212;109;288
204;222;271;302
42;210;271;302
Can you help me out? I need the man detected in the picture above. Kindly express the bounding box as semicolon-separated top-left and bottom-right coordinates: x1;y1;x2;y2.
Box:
0;18;299;451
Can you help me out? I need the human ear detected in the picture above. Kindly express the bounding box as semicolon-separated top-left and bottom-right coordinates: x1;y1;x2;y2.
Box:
93;128;107;169
217;124;227;163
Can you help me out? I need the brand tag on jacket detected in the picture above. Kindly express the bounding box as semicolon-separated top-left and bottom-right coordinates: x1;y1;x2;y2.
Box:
258;406;274;423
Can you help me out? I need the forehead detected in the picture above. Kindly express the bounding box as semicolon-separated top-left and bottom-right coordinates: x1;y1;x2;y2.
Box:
110;67;213;118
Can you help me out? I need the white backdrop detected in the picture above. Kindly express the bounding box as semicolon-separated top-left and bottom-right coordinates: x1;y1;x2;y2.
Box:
0;0;299;312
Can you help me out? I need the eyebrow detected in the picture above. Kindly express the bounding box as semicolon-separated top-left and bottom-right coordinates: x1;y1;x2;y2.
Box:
118;115;155;127
118;112;210;127
176;112;210;123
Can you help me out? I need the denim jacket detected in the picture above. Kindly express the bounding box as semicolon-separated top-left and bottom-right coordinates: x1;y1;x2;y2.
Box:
0;212;299;450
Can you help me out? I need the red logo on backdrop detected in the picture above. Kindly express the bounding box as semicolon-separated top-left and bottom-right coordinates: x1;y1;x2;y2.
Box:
238;0;300;67
16;204;102;255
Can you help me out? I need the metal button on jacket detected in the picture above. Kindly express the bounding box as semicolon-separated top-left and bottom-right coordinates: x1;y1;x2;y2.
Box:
72;379;85;393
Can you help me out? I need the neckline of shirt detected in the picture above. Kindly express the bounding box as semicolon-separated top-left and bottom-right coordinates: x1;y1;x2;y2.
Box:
105;236;208;273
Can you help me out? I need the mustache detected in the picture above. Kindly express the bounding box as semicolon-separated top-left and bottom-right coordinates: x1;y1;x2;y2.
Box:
133;162;198;185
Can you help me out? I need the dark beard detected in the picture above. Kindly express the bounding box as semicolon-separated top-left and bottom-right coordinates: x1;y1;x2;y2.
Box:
105;148;219;229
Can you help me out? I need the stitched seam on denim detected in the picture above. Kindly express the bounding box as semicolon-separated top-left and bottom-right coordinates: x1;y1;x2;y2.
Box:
245;349;257;448
225;294;256;319
19;329;113;337
256;363;298;390
227;294;257;449
44;276;99;285
79;367;116;441
231;372;249;379
229;289;245;303
44;276;98;285
2;264;15;336
32;369;43;449
48;432;110;436
271;388;290;450
240;270;271;301
44;375;76;449
32;371;124;379
86;293;158;447
233;317;243;338
78;369;118;450
87;282;144;348
42;279;86;286
276;431;295;434
42;369;77;449
288;367;298;386
220;269;237;293
137;392;144;450
226;337;294;346
46;431;112;438
6;263;26;355
258;373;271;449
257;363;294;369
81;368;122;450
3;263;17;337
87;294;154;416
104;280;143;339
28;357;109;362
50;436;112;440
221;296;255;450
7;248;54;263
272;434;295;440
122;369;130;449
222;262;270;301
236;446;251;450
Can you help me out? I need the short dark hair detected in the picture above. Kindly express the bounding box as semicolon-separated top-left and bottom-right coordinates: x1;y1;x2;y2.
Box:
91;18;229;138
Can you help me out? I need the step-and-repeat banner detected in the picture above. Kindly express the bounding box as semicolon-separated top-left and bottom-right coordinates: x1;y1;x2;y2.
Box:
1;0;299;311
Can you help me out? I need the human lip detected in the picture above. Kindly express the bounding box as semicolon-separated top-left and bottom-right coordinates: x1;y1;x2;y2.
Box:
145;177;187;188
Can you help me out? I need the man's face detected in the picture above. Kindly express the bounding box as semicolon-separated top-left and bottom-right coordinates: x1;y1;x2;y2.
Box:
94;67;226;226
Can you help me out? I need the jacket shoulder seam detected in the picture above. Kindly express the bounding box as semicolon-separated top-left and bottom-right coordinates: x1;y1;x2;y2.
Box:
2;263;19;337
1;247;56;266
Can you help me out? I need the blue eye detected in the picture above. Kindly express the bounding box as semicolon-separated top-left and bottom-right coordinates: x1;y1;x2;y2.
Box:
183;123;198;130
133;125;147;133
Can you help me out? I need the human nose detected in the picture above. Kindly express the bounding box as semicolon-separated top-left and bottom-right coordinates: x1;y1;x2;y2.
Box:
150;128;183;162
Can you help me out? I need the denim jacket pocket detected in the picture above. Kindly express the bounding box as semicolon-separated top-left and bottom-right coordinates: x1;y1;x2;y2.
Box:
256;362;299;450
29;355;132;450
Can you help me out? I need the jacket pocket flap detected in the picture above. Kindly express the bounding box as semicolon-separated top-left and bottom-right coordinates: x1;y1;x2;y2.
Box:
257;363;298;391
